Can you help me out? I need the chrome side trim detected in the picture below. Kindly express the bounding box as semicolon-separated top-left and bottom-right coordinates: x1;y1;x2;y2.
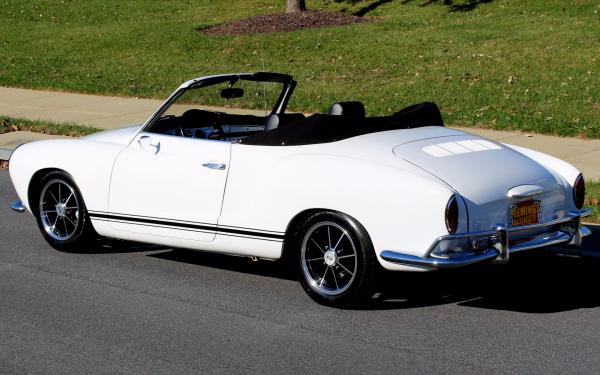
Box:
11;200;25;213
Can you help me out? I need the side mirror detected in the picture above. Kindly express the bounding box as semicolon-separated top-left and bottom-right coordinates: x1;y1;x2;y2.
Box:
220;87;244;99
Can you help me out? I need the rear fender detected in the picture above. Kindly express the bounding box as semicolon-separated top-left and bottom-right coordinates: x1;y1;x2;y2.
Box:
220;150;457;269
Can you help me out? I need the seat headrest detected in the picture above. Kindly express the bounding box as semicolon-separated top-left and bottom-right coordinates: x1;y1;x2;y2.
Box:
393;102;444;127
328;101;366;117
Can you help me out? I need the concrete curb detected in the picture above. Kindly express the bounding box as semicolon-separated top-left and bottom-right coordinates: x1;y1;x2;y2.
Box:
0;148;12;161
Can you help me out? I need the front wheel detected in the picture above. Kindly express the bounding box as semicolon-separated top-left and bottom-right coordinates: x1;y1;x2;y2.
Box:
297;211;377;307
34;171;97;252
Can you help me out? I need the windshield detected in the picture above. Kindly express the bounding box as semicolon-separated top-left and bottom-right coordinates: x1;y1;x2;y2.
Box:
166;79;284;117
145;75;291;141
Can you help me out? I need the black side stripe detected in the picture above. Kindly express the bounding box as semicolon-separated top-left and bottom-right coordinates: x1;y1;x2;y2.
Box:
88;213;285;240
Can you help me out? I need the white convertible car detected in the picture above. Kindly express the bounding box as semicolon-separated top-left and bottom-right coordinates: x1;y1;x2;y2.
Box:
9;72;591;306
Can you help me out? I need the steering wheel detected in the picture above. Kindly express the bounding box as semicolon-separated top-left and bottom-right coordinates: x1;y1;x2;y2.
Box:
172;115;190;137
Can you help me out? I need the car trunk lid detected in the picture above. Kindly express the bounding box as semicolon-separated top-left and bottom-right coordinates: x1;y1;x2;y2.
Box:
392;134;566;232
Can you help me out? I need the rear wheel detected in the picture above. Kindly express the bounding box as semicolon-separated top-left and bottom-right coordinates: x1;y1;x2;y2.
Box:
297;211;377;307
34;171;97;252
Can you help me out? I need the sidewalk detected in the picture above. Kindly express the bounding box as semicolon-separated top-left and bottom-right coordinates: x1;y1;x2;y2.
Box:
1;86;599;179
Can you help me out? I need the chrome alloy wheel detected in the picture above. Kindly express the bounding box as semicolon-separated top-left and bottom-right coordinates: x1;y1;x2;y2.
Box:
301;221;358;296
38;179;80;241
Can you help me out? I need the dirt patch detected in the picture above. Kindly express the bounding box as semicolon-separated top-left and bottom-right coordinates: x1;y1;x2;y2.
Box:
0;160;8;170
200;11;366;35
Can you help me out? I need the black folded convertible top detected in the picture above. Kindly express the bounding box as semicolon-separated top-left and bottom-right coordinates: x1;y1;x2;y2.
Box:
240;102;444;146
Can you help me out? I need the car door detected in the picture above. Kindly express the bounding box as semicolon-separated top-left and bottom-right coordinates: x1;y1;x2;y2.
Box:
106;131;231;242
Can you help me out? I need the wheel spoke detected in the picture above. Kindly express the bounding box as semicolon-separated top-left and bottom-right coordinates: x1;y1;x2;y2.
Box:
319;267;329;286
327;226;332;249
64;215;76;228
336;261;354;276
43;209;57;214
310;238;326;254
65;191;74;205
333;231;345;251
49;191;59;204
337;254;356;259
52;214;59;229
58;183;62;203
331;268;339;290
306;257;324;262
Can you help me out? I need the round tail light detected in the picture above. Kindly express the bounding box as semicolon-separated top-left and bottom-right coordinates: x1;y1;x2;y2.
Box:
573;174;585;209
445;195;459;234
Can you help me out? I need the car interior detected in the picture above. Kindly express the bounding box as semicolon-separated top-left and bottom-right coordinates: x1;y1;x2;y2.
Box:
146;101;368;143
144;73;443;145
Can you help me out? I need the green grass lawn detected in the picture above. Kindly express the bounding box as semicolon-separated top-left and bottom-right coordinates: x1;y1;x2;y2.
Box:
586;180;600;224
0;1;598;137
0;117;99;137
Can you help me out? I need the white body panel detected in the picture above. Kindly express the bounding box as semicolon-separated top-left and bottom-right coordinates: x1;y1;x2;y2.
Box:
392;134;569;231
220;131;456;270
107;132;231;242
84;124;142;145
9;139;124;213
8;118;584;272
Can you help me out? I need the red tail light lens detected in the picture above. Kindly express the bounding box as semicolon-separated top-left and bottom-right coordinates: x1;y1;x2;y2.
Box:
573;174;585;209
445;195;459;234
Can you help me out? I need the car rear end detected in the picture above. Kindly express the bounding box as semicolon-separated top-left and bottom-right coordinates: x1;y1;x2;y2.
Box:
380;130;591;269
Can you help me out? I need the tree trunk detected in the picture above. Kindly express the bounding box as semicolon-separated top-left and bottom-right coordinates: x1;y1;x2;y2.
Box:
285;0;307;13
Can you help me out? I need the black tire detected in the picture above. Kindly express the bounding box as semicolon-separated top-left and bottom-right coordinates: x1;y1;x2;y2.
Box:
33;171;97;252
296;211;377;307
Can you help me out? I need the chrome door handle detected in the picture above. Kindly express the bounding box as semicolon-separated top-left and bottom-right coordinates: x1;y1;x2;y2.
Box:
202;162;226;170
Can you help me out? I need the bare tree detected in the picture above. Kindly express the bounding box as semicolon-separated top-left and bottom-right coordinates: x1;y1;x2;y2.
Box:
285;0;307;13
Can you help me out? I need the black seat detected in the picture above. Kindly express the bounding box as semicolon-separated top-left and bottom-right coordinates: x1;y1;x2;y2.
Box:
264;113;305;131
328;101;366;117
393;102;444;127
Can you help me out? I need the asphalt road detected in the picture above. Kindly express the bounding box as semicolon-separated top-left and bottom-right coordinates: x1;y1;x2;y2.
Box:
2;170;600;374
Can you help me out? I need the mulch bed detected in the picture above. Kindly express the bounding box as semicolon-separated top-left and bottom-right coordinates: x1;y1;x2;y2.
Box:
200;10;366;35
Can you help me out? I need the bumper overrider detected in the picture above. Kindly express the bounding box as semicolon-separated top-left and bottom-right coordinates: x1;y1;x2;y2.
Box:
381;209;592;269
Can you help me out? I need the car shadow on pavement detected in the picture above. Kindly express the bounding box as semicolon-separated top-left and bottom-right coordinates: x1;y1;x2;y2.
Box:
366;227;600;313
144;228;600;313
366;253;600;313
148;249;298;281
81;238;169;254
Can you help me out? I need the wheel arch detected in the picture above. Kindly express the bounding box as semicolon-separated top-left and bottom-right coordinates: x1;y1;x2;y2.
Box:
9;139;125;214
281;208;374;261
27;168;67;215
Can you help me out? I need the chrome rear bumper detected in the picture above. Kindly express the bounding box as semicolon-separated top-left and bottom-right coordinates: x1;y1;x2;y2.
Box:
381;209;592;269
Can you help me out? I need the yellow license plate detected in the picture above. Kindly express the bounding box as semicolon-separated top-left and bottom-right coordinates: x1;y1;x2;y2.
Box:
509;199;541;227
